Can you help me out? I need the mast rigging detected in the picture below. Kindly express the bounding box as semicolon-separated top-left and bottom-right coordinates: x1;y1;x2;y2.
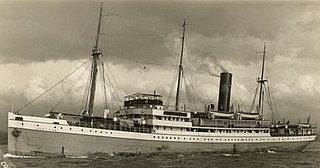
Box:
175;18;187;111
86;2;104;117
257;42;267;120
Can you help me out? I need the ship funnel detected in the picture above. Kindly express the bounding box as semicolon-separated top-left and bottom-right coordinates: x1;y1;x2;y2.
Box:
218;72;232;112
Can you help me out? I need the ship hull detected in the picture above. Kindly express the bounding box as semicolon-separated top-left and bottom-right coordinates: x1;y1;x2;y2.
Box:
8;112;316;156
8;127;314;156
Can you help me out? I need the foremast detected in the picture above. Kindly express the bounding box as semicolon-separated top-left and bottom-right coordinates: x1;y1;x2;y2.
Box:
86;2;104;117
175;19;187;111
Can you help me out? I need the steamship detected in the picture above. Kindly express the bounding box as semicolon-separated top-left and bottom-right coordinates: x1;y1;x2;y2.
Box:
8;3;317;156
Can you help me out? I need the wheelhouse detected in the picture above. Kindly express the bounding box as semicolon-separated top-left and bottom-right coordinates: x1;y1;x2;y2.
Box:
124;93;163;109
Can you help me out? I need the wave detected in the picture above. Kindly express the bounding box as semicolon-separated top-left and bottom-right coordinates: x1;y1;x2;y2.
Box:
3;153;44;159
66;155;88;159
222;153;241;157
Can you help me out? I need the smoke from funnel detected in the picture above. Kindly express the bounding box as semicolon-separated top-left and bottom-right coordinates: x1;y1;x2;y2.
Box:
219;65;228;73
208;69;220;77
198;54;229;77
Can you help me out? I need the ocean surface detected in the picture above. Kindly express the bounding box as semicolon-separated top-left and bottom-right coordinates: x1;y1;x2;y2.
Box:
1;140;320;168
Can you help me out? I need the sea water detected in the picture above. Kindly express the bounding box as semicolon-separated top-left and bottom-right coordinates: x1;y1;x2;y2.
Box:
1;140;320;168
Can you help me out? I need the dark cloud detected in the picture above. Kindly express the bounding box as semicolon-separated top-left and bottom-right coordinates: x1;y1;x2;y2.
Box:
0;1;317;65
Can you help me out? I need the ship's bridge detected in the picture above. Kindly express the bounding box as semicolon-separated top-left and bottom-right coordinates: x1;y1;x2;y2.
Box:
124;93;163;109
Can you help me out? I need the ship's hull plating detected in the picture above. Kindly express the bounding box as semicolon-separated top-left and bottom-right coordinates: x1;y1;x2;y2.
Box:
8;127;314;156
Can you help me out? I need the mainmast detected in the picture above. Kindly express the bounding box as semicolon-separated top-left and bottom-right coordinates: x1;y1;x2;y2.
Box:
257;42;267;120
175;19;187;111
87;2;103;117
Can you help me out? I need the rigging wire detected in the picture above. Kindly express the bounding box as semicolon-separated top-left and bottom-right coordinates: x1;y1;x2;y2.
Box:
101;57;123;108
108;52;177;67
250;83;260;112
265;58;281;120
184;32;193;81
97;57;108;109
46;20;97;77
183;74;198;111
165;49;181;106
99;55;124;108
264;83;277;120
136;62;151;93
50;63;90;112
100;19;125;108
80;65;92;114
15;58;92;114
183;72;205;109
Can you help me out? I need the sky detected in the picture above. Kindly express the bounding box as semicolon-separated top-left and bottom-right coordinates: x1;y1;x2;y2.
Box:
1;1;320;131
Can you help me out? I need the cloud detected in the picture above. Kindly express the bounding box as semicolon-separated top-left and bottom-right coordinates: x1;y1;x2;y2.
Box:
1;1;320;131
294;75;315;93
